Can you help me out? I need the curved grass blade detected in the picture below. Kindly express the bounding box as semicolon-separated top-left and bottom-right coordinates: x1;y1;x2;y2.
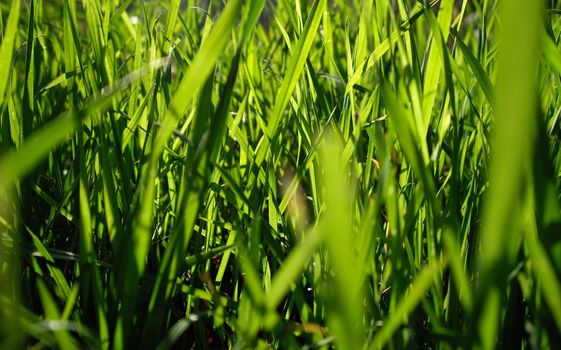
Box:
450;28;494;104
381;84;438;210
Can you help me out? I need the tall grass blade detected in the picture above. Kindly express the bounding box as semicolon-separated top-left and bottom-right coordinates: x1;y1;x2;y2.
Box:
475;1;544;348
0;0;21;108
254;0;326;166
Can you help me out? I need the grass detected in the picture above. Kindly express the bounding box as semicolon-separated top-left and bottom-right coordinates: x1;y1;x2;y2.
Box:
1;0;561;348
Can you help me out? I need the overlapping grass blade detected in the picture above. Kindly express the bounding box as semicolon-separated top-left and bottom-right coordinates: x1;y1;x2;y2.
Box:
254;0;326;166
450;28;494;104
3;1;561;348
135;1;257;346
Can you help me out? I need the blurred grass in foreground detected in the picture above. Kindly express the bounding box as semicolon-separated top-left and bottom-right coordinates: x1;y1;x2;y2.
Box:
1;0;561;348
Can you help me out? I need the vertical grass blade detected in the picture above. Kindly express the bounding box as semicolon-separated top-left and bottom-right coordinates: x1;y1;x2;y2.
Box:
0;0;21;108
151;0;243;158
421;0;454;134
254;0;326;166
319;132;364;350
475;1;544;348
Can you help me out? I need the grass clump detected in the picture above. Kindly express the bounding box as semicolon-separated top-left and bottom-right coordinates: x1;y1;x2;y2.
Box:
1;0;561;348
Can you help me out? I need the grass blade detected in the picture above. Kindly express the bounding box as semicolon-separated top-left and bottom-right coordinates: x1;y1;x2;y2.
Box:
254;0;326;166
0;0;21;108
475;1;544;348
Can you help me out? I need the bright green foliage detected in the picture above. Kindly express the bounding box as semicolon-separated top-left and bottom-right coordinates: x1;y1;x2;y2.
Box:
1;0;561;348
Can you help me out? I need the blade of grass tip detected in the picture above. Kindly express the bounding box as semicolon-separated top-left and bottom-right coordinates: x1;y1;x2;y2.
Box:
253;0;326;167
27;231;72;302
155;319;193;350
60;285;79;322
475;1;544;349
0;0;21;108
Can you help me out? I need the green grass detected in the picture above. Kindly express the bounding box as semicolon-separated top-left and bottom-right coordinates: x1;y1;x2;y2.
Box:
1;0;561;348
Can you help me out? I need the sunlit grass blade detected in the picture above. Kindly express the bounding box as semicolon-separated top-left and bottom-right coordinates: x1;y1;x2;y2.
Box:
254;0;326;166
382;84;438;212
344;3;426;94
0;0;21;108
421;0;454;134
450;28;494;104
0;58;167;189
165;0;181;39
137;1;256;346
151;0;243;159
